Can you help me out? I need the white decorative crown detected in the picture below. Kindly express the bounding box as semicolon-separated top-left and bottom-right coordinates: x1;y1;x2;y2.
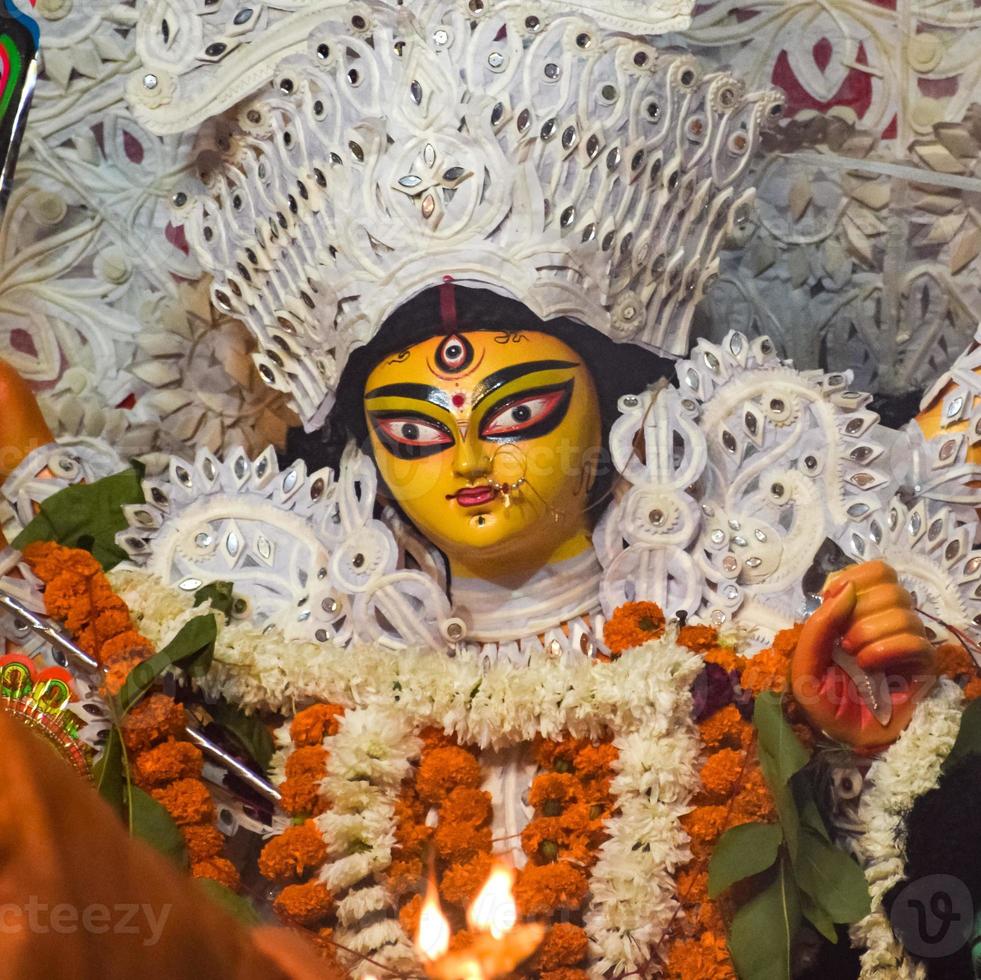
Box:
128;0;783;428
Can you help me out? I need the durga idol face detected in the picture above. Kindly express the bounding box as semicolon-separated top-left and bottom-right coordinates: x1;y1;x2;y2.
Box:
364;330;602;581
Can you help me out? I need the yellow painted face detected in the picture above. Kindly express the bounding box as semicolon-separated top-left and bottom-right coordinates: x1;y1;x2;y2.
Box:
363;330;602;578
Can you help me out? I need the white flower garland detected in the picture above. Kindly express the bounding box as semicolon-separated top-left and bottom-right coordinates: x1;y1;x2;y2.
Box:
848;679;964;980
111;568;703;976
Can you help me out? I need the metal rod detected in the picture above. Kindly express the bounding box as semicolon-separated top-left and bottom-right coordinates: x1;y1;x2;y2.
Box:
0;588;281;802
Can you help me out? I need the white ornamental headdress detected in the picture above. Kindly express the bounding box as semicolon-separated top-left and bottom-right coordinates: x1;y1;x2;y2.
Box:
128;0;784;429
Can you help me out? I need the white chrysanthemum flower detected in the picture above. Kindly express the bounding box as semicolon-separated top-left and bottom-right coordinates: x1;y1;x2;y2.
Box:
849;680;962;979
335;885;392;927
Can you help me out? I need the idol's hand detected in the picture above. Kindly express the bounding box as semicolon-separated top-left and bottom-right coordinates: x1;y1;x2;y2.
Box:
790;560;935;751
0;357;52;482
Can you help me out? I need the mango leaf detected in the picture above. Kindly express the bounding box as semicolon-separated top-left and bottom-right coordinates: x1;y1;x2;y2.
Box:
942;698;981;774
754;692;811;783
128;785;188;869
195;879;260;926
708;822;783;898
194;580;235;623
118;614;218;711
801;891;837;943
12;467;144;570
209;697;274;771
794;826;871;924
754;692;811;861
729;852;801;980
92;726;125;817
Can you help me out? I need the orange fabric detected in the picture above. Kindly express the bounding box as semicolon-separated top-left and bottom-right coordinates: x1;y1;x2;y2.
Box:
0;359;53;481
0;713;343;979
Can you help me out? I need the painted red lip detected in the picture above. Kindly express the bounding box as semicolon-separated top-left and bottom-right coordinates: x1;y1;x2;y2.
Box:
447;485;499;507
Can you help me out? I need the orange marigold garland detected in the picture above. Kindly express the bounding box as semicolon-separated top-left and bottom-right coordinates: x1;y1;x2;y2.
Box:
389;729;493;949
604;599;800;978
256;701;343;977
23;541;240;891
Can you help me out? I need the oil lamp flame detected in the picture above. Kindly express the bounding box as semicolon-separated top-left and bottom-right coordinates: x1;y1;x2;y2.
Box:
467;864;517;940
417;881;451;962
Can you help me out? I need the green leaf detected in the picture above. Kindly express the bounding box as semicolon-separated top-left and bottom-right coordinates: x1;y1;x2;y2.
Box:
708;822;783;898
729;852;802;980
128;785;188;869
194;580;235;623
795;774;831;843
117;614;218;711
801;891;837;943
794;826;871;924
943;698;981;774
754;692;811;861
208;697;274;771
754;692;811;784
92;726;125;817
195;879;260;926
12;468;145;570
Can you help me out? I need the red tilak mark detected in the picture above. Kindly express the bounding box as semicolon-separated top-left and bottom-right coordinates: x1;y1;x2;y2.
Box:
452;392;466;408
439;275;458;333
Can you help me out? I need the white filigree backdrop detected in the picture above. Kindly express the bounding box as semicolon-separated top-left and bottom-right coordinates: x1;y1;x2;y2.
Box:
2;0;980;471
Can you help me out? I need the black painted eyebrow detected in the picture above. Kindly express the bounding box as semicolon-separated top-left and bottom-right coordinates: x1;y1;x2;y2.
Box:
363;383;452;410
471;359;579;408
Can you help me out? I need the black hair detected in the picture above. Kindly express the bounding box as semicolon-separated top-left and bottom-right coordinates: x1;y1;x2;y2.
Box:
281;285;675;520
883;753;981;979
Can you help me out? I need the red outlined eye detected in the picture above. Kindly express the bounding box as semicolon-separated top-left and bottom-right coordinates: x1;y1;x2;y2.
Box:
370;414;454;459
481;386;570;439
375;417;452;447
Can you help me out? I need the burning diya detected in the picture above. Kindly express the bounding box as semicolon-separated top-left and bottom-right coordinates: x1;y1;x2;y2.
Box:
414;864;545;980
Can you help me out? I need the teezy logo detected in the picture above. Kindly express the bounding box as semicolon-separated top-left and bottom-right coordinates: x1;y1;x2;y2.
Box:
891;875;974;958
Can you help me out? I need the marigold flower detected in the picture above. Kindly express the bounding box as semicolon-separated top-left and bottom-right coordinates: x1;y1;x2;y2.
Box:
192;856;240;891
100;630;154;666
280;771;324;817
441;786;492;826
532;737;585;773
103;652;147;696
740;644;792;696
151;777;215;826
936;642;975;680
680;805;729;846
529;772;585;811
698;705;752;752
664;932;736;979
573;742;618;782
676;866;709;904
419;727;455;752
290;703;344;747
259;821;329;881
697;748;746;803
540;969;589;980
678;625;722;654
701;645;746;674
133;738;204;787
388;857;424;895
93;601;133;643
121;694;186;754
730;768;777;825
274;881;333;927
434;819;492;863
182;823;225;863
514;863;588;916
965;677;981;701
285;745;329;780
441;853;493;906
398;892;423;937
416;746;482;805
394;815;433;855
603;601;666;655
535;923;589;970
